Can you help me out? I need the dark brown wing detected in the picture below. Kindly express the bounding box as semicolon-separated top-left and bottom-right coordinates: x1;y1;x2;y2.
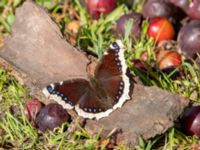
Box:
43;79;113;120
43;79;90;109
75;87;113;120
95;45;122;79
96;76;124;104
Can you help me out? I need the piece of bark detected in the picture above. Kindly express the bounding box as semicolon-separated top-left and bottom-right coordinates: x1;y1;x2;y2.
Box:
0;0;188;147
0;0;89;91
85;84;188;147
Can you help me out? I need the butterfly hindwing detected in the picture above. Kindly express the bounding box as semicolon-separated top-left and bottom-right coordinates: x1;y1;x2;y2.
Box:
75;87;113;119
96;76;124;104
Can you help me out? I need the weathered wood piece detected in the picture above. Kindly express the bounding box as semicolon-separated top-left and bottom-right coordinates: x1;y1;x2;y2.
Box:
0;0;89;90
0;0;188;147
85;84;188;146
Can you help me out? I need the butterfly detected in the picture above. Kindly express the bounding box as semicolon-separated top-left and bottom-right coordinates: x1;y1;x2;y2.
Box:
42;40;130;120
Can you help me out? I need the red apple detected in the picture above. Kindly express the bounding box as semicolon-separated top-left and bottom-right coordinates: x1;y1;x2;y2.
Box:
165;0;189;13
87;0;117;19
24;98;44;126
156;50;182;70
132;59;147;71
148;17;175;43
116;11;142;39
178;20;200;58
36;103;70;132
142;0;179;19
181;106;200;137
187;0;200;20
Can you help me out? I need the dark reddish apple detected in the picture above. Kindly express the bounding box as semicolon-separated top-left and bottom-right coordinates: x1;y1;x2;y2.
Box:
132;59;147;71
187;0;200;20
178;20;200;58
36;103;70;132
117;11;142;39
165;0;189;13
156;50;182;70
142;0;178;19
148;17;175;43
181;106;200;137
87;0;117;19
24;98;44;126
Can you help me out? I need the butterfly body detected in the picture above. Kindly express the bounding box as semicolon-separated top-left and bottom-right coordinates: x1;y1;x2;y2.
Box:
43;40;131;120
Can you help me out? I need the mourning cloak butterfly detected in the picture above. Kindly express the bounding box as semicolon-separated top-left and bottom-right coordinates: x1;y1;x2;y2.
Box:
43;40;130;120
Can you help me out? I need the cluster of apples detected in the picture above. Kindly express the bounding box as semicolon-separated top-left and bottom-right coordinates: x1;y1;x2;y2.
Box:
83;0;200;67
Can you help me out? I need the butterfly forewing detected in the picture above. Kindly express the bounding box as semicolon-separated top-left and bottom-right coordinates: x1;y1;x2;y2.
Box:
95;41;128;106
95;49;122;80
